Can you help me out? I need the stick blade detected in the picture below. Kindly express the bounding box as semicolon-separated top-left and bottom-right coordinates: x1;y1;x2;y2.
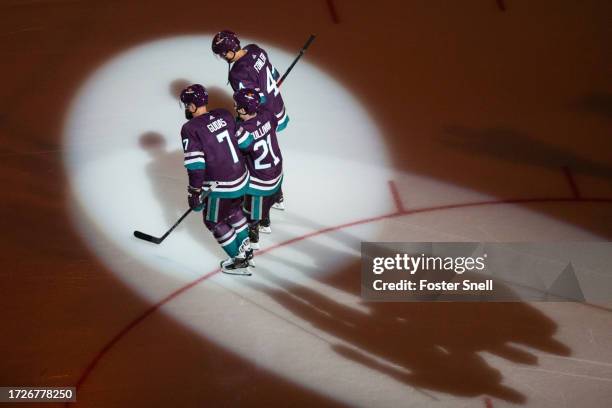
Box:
133;230;162;244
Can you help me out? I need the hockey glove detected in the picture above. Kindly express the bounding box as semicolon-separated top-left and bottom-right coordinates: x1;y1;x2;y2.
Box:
187;186;205;212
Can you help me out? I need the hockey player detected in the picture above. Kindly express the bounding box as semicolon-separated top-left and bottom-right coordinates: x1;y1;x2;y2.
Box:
179;84;253;275
211;30;287;216
233;88;283;250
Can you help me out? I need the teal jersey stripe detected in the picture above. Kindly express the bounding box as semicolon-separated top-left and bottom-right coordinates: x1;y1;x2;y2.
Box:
277;115;290;132
238;134;254;150
185;162;206;170
246;177;283;197
209;184;248;199
206;197;219;222
252;196;262;220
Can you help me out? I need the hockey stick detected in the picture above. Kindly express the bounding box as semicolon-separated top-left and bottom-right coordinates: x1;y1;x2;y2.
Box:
133;182;218;244
276;34;316;87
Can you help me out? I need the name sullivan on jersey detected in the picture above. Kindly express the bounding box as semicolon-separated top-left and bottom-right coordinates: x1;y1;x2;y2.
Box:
251;121;272;140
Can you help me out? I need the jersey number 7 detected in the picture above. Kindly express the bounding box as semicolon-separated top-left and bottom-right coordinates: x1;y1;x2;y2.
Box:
216;130;239;163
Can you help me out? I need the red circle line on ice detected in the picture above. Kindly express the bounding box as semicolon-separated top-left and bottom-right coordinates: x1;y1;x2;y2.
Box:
70;182;612;404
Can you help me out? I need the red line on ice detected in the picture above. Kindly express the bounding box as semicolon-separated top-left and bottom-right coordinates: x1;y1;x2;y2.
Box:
388;180;406;213
71;194;612;404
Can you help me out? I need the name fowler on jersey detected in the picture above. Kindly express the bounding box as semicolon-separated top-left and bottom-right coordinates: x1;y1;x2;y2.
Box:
251;121;272;140
207;117;227;132
230;44;290;132
253;52;267;73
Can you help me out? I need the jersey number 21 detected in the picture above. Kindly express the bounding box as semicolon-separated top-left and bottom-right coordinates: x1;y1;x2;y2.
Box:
253;135;280;170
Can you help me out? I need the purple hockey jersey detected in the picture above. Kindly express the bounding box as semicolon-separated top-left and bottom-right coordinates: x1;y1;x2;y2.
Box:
236;109;283;196
229;44;289;131
181;108;249;198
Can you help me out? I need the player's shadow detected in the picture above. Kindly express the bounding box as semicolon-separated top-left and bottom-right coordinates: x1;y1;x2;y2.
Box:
572;91;612;119
439;125;612;182
170;78;235;112
207;86;236;112
248;217;570;404
170;79;191;98
139;131;209;246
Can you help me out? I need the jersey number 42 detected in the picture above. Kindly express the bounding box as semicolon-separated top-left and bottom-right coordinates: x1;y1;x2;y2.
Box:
266;67;279;97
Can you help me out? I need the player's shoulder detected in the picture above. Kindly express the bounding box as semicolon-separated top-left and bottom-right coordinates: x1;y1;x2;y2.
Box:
244;43;263;53
208;108;233;121
240;44;267;65
241;111;272;132
181;119;197;135
235;119;253;142
257;106;278;124
239;116;258;132
248;44;269;60
230;57;251;77
260;107;275;119
234;45;259;66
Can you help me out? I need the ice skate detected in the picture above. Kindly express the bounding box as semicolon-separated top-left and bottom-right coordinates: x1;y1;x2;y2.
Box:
220;256;252;276
259;218;272;234
249;225;260;250
272;194;285;211
245;248;256;267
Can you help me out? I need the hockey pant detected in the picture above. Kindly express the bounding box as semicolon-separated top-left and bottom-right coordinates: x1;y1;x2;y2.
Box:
204;196;249;258
243;191;281;227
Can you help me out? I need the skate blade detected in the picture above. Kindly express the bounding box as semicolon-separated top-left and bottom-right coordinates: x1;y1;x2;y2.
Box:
259;226;272;234
272;202;285;211
221;266;252;276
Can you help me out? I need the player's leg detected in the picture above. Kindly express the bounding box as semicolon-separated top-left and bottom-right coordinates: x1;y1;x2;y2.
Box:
262;188;283;232
205;196;251;274
255;192;271;234
259;217;271;234
271;188;285;211
261;193;277;227
244;194;262;249
225;197;252;257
